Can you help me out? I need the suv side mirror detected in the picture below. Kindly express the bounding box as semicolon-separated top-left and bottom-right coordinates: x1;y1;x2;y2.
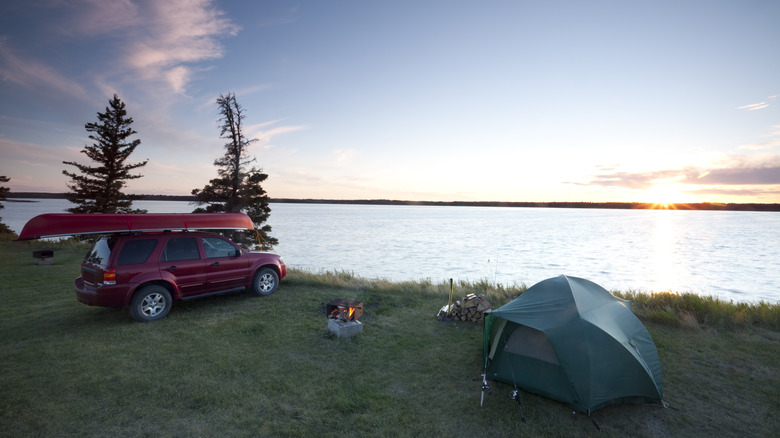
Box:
230;249;241;258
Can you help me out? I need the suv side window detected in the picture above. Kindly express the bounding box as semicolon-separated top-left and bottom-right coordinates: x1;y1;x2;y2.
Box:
117;239;158;265
201;237;240;259
84;236;116;266
161;237;201;262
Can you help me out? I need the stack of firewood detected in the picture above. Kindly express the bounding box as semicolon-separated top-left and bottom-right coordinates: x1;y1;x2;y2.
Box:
438;293;492;323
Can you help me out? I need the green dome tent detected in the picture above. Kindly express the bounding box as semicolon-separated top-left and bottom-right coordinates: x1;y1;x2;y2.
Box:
483;275;664;413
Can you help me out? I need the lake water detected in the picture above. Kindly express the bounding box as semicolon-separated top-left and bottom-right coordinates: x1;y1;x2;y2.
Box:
3;199;779;303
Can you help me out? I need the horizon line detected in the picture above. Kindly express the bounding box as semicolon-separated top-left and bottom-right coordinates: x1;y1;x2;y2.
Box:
6;191;780;211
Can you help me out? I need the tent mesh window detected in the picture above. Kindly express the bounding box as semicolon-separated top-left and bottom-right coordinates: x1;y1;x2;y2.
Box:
504;324;560;365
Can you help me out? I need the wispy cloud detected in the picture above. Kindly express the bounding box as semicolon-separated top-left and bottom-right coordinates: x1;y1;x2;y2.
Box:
143;160;213;181
246;121;308;147
737;94;778;111
63;0;141;36
257;4;302;28
739;121;780;151
576;169;680;190
737;102;769;111
124;0;240;93
0;136;82;166
739;137;780;151
692;160;780;185
163;66;192;95
331;149;358;165
0;37;89;100
0;0;238;99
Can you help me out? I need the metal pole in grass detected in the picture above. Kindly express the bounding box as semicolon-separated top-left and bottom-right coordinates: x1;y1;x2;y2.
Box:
440;278;454;322
447;278;454;317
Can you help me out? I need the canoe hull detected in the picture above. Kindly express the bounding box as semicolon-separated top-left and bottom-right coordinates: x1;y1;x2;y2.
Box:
16;213;255;241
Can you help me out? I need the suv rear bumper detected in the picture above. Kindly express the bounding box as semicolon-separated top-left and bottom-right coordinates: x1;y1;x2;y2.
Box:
75;277;128;308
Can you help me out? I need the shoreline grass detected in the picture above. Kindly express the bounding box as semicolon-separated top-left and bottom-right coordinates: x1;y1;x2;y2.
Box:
1;240;778;437
614;289;780;331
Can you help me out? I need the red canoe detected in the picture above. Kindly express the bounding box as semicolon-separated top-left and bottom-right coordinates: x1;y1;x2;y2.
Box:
16;213;255;241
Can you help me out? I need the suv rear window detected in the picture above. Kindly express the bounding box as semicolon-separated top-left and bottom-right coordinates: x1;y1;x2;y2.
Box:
84;236;115;266
117;239;158;265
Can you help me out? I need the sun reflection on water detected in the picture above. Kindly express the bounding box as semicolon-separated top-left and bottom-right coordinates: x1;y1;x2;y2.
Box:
650;211;679;292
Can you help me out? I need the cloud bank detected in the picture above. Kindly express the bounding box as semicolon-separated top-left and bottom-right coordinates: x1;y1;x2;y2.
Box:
579;157;780;198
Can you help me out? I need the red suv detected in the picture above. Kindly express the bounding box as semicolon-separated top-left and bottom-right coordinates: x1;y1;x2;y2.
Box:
75;231;286;322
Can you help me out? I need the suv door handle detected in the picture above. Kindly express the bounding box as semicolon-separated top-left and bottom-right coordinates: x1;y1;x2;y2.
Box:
164;266;178;271
210;262;220;267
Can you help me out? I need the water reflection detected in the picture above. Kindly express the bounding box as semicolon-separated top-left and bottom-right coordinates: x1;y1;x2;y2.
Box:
3;200;778;303
650;211;677;292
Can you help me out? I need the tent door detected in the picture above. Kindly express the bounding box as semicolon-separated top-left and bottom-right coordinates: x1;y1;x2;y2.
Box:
488;319;508;360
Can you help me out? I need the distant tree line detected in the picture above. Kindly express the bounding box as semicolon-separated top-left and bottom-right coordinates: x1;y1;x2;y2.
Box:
269;199;780;212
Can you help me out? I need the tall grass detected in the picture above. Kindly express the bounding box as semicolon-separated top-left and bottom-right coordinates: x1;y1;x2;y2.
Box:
614;290;780;331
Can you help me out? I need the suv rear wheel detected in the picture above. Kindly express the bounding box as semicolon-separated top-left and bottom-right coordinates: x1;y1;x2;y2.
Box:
252;268;279;296
130;285;172;322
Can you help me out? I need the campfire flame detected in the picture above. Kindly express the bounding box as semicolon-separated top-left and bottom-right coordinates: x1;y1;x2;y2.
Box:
329;305;357;321
327;299;363;322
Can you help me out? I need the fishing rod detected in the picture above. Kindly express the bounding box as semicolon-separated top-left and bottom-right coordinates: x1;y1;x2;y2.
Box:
480;354;489;407
508;356;526;422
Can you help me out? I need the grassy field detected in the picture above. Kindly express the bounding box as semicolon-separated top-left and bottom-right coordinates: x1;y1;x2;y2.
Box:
0;240;778;437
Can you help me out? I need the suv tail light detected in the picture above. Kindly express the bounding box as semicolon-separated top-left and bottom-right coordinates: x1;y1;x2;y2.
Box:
103;269;116;285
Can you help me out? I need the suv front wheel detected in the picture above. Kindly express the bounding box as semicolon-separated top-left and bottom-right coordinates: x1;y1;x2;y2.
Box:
252;268;279;296
130;285;172;322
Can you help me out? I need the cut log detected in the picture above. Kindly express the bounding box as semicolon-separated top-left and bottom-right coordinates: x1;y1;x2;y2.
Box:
439;294;492;324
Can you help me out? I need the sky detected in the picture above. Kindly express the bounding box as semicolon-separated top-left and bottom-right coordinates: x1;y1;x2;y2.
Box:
1;0;779;204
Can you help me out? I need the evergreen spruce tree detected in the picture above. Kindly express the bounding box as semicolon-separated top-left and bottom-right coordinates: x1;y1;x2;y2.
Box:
192;93;277;248
0;175;13;236
63;94;148;213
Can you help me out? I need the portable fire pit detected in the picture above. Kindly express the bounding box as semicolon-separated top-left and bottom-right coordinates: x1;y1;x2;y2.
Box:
327;299;363;338
33;249;54;265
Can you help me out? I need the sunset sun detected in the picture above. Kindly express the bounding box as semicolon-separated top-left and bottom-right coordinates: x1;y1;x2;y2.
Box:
644;183;689;208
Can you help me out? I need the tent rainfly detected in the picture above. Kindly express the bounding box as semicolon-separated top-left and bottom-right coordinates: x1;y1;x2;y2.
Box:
483;275;665;413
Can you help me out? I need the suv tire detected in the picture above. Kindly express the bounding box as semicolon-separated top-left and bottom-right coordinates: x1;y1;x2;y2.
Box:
252;268;279;296
130;285;172;322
